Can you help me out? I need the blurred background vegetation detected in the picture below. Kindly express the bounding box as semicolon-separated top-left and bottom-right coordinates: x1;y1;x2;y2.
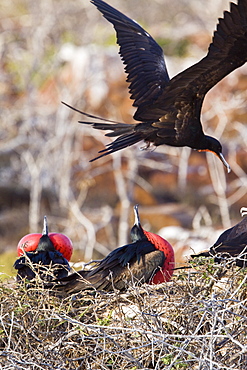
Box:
1;0;247;278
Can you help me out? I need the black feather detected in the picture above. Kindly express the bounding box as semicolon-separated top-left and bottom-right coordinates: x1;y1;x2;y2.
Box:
14;235;70;282
64;0;247;170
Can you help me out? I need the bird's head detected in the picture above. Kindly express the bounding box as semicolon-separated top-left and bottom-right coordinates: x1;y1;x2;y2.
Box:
130;205;148;242
198;136;231;173
16;218;73;260
37;216;56;252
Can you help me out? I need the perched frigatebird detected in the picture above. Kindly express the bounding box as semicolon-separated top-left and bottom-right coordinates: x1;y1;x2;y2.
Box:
191;207;247;267
17;217;73;261
63;0;247;171
52;205;175;294
14;216;71;282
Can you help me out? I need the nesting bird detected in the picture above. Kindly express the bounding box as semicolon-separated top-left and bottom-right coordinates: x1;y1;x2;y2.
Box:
52;205;175;294
64;0;247;171
14;216;72;282
191;207;247;268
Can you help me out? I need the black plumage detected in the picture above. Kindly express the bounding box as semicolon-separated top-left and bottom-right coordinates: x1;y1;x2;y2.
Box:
191;207;247;268
64;0;247;170
14;218;70;282
51;205;167;294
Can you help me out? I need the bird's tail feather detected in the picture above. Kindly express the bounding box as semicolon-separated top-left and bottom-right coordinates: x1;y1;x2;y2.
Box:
62;101;123;124
79;120;136;137
90;132;143;161
62;101;144;161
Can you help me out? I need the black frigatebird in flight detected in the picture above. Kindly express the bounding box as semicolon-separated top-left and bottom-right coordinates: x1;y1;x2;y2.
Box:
63;0;247;171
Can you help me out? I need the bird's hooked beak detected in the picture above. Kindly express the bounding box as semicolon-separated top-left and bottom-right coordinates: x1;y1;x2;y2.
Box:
42;216;49;236
134;204;142;229
38;216;54;251
217;152;231;173
131;205;146;242
198;147;231;173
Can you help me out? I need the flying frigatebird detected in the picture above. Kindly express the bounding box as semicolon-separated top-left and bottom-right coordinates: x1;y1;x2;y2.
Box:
63;0;247;171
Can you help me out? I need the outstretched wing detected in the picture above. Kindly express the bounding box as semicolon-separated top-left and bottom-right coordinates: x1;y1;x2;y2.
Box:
91;0;170;114
136;0;247;121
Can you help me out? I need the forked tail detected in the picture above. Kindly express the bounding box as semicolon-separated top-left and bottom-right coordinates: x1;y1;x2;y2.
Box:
62;102;143;161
